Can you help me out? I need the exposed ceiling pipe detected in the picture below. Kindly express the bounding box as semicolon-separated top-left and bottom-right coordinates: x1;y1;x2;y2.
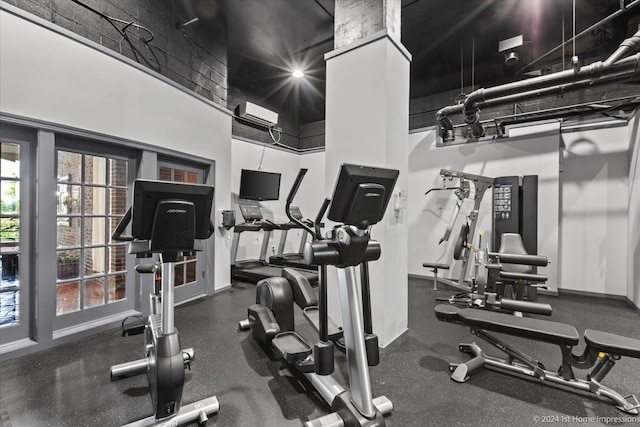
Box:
462;52;640;138
436;30;640;142
516;0;640;76
479;69;638;109
492;95;640;134
604;27;640;65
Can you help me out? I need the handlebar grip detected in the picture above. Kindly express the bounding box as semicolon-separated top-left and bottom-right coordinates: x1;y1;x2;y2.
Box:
303;240;381;266
287;169;308;205
304;241;340;266
314;198;331;238
111;206;134;241
135;263;158;274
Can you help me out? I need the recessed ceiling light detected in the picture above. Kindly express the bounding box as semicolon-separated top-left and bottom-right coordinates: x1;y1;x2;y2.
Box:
292;69;305;78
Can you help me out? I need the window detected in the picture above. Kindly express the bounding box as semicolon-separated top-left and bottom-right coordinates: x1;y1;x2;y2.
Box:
1;143;21;326
55;150;129;315
158;163;202;289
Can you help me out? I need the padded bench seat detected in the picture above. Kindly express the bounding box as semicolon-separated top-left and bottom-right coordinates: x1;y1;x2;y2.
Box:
584;329;640;358
435;304;580;346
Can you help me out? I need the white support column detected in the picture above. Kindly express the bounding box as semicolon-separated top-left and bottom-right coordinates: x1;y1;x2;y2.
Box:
324;2;411;347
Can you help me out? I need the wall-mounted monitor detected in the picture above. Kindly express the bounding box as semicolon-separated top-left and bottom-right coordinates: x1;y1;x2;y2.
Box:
239;169;281;201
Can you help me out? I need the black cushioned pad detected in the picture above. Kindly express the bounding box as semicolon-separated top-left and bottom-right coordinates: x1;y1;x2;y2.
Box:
423;262;450;269
455;307;580;346
500;271;547;282
435;304;461;322
584;329;640;358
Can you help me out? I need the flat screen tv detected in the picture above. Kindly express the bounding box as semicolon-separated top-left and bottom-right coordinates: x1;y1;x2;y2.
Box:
239;169;281;201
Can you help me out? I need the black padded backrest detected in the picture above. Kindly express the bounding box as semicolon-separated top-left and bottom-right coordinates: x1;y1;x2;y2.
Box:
499;233;531;274
458;307;580;346
282;268;318;309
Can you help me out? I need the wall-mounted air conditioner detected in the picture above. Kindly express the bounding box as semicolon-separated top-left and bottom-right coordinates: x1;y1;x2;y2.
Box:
236;101;279;127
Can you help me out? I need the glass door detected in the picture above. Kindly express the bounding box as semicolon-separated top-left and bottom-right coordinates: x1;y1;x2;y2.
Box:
53;147;135;329
157;160;207;302
0;141;31;344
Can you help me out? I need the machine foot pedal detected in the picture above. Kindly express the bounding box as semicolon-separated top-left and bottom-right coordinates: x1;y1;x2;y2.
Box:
272;331;312;363
303;306;343;341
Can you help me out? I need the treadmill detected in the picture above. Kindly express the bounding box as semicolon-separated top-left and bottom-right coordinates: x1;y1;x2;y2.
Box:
231;204;318;285
268;205;316;271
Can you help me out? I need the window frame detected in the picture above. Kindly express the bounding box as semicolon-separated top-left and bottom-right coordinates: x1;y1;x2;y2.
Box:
0;133;35;344
53;138;137;330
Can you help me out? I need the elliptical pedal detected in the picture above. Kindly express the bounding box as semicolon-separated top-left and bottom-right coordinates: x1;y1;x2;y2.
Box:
303;306;344;341
272;331;312;362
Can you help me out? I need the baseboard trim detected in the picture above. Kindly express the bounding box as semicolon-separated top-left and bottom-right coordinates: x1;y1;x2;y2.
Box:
214;284;232;294
0;338;37;357
380;328;409;355
558;288;627;301
53;309;141;340
626;298;640;313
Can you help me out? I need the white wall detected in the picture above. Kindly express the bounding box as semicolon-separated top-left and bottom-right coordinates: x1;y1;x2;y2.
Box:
0;9;233;291
408;120;636;298
298;151;328;222
628;112;640;308
408;124;561;291
230;139;304;262
560;124;629;295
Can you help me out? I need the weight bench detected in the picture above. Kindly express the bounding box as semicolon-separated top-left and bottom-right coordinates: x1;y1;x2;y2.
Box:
435;304;640;414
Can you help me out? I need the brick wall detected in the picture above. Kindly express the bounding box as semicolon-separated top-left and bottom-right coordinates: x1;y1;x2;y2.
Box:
7;0;310;150
6;0;228;108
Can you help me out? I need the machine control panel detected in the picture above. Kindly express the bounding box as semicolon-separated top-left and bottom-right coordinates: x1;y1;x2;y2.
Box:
493;184;512;220
288;205;304;220
239;205;263;222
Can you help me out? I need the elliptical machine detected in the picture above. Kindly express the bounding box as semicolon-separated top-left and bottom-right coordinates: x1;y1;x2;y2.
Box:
110;179;220;427
239;164;399;426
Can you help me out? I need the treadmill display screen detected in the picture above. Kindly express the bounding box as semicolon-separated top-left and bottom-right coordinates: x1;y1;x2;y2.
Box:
240;205;262;221
288;206;303;220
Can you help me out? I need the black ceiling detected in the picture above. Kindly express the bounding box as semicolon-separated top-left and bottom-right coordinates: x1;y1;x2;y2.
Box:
204;0;639;125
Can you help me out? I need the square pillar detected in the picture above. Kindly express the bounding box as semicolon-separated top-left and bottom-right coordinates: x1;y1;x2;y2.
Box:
324;30;411;348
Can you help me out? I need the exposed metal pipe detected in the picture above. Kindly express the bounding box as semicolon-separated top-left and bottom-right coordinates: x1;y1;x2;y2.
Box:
436;52;640;141
604;27;640;65
494;97;638;132
479;67;639;109
516;0;640;76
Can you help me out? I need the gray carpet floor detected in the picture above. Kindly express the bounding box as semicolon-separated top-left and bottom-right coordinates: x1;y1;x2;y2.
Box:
1;277;639;426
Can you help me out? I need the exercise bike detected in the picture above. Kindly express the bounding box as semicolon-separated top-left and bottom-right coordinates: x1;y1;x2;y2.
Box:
110;179;219;427
239;164;398;426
